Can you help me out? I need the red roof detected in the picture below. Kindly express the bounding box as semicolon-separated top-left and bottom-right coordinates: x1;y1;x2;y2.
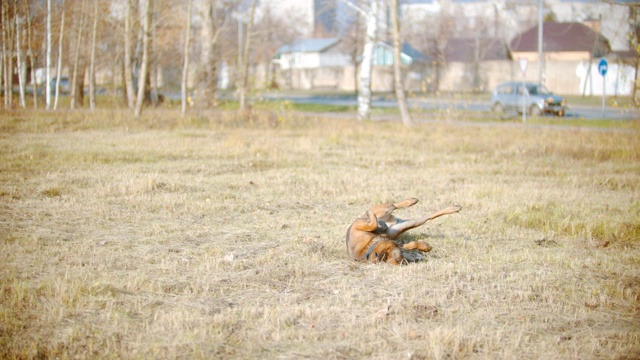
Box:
510;22;610;57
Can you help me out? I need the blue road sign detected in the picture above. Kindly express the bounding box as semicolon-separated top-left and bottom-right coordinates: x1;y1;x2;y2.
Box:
598;58;608;77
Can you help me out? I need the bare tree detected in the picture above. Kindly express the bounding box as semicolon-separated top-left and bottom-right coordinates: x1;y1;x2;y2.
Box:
181;0;193;116
123;0;135;109
24;0;38;108
195;0;215;109
70;0;87;109
15;0;26;109
239;0;257;111
88;0;99;110
1;2;7;109
2;1;11;109
389;0;411;126
134;0;152;117
46;0;52;109
358;0;378;121
53;0;65;110
194;0;229;109
339;0;379;121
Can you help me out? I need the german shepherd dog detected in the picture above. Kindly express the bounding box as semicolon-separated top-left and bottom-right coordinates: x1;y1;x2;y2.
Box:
346;199;461;265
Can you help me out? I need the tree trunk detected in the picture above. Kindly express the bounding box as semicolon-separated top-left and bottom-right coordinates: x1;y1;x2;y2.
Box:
134;0;152;117
2;1;10;109
53;1;65;110
15;0;26;109
46;0;52;109
239;0;258;111
389;0;411;126
357;0;378;121
195;0;217;109
123;0;135;109
89;0;98;110
149;0;158;106
70;0;86;110
24;0;37;108
181;0;193;116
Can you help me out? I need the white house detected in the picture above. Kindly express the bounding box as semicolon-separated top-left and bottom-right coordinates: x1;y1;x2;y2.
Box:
273;37;430;91
273;38;351;70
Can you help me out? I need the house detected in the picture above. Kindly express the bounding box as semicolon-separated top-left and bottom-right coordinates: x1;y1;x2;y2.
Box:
508;21;638;96
273;38;350;70
510;21;611;62
273;37;430;91
371;41;431;66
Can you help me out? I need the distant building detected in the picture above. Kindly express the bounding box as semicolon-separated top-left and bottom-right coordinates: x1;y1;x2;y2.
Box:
510;21;611;62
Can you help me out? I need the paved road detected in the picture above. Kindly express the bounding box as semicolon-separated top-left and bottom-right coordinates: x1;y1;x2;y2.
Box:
261;93;639;121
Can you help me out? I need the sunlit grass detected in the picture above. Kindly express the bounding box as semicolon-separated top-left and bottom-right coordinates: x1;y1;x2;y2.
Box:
1;108;639;359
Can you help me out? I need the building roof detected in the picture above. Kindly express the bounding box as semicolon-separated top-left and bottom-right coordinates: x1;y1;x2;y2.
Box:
275;38;341;54
510;21;610;57
400;42;431;63
443;38;511;62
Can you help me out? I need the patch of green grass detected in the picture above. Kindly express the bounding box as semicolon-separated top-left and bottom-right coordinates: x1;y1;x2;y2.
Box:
289;102;356;113
506;202;640;243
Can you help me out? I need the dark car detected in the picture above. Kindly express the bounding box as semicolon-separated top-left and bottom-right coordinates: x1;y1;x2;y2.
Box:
491;82;567;116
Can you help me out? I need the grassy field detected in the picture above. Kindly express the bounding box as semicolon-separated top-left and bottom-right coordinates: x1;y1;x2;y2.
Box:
1;108;639;359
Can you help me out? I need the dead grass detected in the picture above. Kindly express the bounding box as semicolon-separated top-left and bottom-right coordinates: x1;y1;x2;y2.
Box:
1;108;639;359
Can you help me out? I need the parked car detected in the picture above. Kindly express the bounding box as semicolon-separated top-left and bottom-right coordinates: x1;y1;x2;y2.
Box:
491;82;567;116
50;76;70;94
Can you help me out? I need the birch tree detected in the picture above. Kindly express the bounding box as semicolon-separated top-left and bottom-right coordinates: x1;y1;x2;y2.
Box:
239;0;258;111
339;0;378;121
358;0;378;121
53;1;65;110
389;0;411;126
181;0;193;116
15;1;26;109
24;0;37;108
46;0;52;109
123;0;135;109
134;0;152;117
89;0;98;110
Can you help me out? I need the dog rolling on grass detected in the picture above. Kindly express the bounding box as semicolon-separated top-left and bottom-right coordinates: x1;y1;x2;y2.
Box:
346;198;461;265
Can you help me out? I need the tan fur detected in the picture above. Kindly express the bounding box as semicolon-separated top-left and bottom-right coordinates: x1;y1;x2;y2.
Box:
346;198;461;265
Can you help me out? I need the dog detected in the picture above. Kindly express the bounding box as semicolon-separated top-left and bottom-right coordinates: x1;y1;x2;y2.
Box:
346;198;461;265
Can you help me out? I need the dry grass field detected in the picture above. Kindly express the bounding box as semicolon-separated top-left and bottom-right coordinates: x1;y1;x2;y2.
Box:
1;108;639;359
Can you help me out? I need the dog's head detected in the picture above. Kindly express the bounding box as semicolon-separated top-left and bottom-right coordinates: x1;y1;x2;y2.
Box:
368;240;403;265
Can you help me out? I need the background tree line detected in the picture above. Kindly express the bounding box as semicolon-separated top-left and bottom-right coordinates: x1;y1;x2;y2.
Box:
2;1;637;119
0;0;311;117
1;0;415;122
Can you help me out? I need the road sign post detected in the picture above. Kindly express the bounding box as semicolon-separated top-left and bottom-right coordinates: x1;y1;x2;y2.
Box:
598;58;608;117
519;58;528;123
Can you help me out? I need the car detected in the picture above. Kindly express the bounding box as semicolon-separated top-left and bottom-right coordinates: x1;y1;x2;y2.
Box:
491;82;567;116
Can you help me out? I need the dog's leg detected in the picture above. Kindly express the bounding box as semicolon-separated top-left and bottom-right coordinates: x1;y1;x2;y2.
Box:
353;210;378;232
370;198;419;224
386;205;461;240
393;198;419;209
402;240;432;252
